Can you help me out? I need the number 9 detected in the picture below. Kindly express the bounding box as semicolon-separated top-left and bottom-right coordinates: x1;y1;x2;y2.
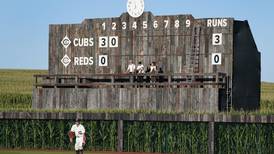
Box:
186;19;191;27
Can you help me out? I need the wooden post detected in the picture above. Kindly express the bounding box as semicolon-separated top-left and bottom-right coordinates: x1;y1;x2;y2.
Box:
54;76;58;88
35;76;38;88
111;75;115;88
75;76;78;88
168;75;171;88
117;120;123;152
208;121;215;154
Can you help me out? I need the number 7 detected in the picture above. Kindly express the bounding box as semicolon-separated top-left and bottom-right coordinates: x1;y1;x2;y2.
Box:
164;20;169;28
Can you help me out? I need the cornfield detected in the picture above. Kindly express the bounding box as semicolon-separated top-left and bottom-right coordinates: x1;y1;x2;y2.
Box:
215;123;274;154
123;121;208;153
0;120;117;151
0;93;32;109
0;120;274;153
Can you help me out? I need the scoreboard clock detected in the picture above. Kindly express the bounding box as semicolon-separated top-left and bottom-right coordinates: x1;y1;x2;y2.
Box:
127;0;144;18
34;11;260;112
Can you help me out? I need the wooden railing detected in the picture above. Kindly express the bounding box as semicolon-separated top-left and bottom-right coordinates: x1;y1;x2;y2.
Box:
34;72;227;88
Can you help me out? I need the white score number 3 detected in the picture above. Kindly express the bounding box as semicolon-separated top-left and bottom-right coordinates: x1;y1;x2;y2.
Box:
212;33;222;45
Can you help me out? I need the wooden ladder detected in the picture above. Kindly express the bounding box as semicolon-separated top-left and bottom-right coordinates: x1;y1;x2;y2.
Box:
190;26;201;73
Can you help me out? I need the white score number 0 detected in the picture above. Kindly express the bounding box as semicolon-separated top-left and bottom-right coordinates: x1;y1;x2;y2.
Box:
99;55;108;66
212;53;222;65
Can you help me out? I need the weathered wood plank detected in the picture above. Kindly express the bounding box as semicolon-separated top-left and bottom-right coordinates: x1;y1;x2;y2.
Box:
1;112;274;124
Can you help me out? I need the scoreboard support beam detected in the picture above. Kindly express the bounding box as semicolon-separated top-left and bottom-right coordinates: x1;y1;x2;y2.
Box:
208;121;215;154
117;120;124;152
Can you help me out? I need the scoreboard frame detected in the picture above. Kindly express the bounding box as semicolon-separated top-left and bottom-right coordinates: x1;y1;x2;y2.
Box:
33;12;260;112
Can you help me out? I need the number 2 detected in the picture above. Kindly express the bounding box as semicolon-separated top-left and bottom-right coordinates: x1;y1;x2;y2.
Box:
112;22;116;30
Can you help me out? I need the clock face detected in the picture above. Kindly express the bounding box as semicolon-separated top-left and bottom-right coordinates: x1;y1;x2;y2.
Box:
127;0;144;18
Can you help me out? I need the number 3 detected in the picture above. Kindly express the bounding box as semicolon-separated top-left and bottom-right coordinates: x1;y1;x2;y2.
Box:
99;37;108;48
212;33;222;45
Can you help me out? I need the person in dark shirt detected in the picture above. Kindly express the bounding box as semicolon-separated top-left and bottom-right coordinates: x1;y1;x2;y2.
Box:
150;62;157;84
136;61;144;87
158;67;164;87
145;64;151;87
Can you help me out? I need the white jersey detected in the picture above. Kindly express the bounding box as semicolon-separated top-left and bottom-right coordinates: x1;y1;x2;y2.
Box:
127;64;136;73
70;124;85;150
150;65;157;73
136;64;144;73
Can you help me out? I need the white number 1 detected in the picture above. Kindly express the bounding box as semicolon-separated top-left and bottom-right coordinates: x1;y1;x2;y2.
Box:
102;22;106;31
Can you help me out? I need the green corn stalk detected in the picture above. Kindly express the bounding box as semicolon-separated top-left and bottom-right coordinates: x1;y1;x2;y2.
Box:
109;121;117;151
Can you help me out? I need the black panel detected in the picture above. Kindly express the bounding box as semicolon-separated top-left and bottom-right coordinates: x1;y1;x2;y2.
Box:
232;20;261;110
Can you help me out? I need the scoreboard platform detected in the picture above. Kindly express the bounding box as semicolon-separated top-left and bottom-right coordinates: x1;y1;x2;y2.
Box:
33;12;260;112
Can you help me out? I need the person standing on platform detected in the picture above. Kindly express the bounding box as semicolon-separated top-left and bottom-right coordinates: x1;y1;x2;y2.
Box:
136;61;145;86
158;67;164;87
126;60;136;84
145;63;151;87
150;62;157;84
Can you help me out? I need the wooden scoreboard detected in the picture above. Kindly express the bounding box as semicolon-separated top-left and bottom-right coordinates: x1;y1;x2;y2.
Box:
33;12;260;112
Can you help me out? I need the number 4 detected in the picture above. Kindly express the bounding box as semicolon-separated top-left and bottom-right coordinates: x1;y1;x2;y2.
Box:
212;33;222;45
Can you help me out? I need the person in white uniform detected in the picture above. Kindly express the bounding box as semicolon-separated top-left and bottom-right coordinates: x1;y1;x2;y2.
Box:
126;60;136;73
126;60;136;83
136;61;145;84
69;119;86;154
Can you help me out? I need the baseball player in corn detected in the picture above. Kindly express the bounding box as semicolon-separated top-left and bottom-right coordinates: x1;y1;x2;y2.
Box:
69;118;86;154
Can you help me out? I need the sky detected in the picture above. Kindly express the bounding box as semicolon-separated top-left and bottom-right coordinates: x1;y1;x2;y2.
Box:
0;0;273;82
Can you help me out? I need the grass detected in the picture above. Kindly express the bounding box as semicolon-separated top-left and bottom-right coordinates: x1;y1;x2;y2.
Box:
0;69;47;95
261;82;274;101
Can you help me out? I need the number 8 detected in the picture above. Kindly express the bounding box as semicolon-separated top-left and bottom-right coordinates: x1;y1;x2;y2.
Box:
175;20;180;28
